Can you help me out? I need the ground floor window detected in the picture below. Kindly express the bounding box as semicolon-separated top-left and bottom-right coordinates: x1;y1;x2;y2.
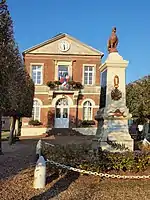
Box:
83;101;92;120
32;99;41;121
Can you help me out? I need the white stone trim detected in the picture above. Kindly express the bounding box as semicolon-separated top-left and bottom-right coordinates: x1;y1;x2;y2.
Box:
35;92;48;95
41;104;99;108
51;94;73;107
34;98;43;106
26;54;102;58
92;105;99;108
54;60;58;80
55;61;72;80
81;98;95;107
21;128;47;136
34;91;100;95
81;92;100;95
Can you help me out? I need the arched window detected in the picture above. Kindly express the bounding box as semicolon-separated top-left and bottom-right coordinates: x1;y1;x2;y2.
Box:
32;99;41;121
83;101;92;120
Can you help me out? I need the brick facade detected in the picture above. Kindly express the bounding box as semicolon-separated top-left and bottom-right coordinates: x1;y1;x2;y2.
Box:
22;33;103;129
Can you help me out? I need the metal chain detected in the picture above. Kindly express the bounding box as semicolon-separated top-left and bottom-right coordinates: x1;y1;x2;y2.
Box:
46;159;150;180
43;141;55;147
41;141;150;180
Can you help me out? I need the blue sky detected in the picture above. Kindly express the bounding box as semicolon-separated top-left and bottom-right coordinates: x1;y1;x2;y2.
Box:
7;0;150;83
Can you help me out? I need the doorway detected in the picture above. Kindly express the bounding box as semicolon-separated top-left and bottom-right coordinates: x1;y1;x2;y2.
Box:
54;98;69;128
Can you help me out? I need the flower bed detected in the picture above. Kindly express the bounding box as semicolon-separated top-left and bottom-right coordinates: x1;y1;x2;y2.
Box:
43;144;150;173
28;119;42;126
80;120;95;127
46;80;83;90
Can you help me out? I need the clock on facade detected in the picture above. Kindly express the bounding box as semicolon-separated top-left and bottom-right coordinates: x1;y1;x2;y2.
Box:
59;40;70;52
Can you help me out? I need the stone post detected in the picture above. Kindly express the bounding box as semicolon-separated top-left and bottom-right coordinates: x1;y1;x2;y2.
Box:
33;156;46;189
95;52;133;151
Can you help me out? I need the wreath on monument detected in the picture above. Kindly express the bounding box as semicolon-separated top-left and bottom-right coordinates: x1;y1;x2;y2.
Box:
111;88;122;101
111;75;122;101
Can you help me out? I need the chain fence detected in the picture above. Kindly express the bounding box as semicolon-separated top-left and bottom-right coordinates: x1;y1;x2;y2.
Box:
39;140;150;180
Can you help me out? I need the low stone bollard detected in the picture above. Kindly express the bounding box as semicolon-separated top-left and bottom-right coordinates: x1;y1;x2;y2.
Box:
36;139;42;160
33;156;46;189
143;138;150;146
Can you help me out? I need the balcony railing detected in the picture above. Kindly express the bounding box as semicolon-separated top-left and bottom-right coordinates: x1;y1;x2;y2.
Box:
47;80;83;91
52;85;77;91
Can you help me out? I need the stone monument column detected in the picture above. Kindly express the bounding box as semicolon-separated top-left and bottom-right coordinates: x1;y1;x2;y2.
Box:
95;27;133;151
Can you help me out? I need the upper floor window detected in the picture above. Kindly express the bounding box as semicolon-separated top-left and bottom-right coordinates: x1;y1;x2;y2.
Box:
84;66;94;85
83;101;92;120
58;65;69;82
32;99;41;121
32;65;42;85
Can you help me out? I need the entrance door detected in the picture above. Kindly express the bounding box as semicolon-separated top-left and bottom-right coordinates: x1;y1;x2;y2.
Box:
55;98;69;128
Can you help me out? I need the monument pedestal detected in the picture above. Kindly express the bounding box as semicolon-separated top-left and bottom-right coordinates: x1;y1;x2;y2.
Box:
94;52;133;151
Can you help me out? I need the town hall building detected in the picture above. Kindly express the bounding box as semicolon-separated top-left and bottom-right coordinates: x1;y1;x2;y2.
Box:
22;33;104;135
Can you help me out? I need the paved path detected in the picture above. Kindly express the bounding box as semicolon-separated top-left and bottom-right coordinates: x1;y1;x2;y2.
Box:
0;136;92;200
0;139;38;180
0;135;92;180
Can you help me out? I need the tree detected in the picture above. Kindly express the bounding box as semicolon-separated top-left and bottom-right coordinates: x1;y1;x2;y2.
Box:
126;75;150;121
6;65;34;145
19;72;34;118
0;0;34;149
0;0;16;153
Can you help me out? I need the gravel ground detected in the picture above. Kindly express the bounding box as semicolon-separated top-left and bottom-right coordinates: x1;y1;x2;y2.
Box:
0;139;37;180
0;135;91;181
0;168;150;200
0;136;150;200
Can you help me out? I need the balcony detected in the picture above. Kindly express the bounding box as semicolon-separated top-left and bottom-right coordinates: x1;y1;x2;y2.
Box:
47;80;83;91
47;80;83;104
